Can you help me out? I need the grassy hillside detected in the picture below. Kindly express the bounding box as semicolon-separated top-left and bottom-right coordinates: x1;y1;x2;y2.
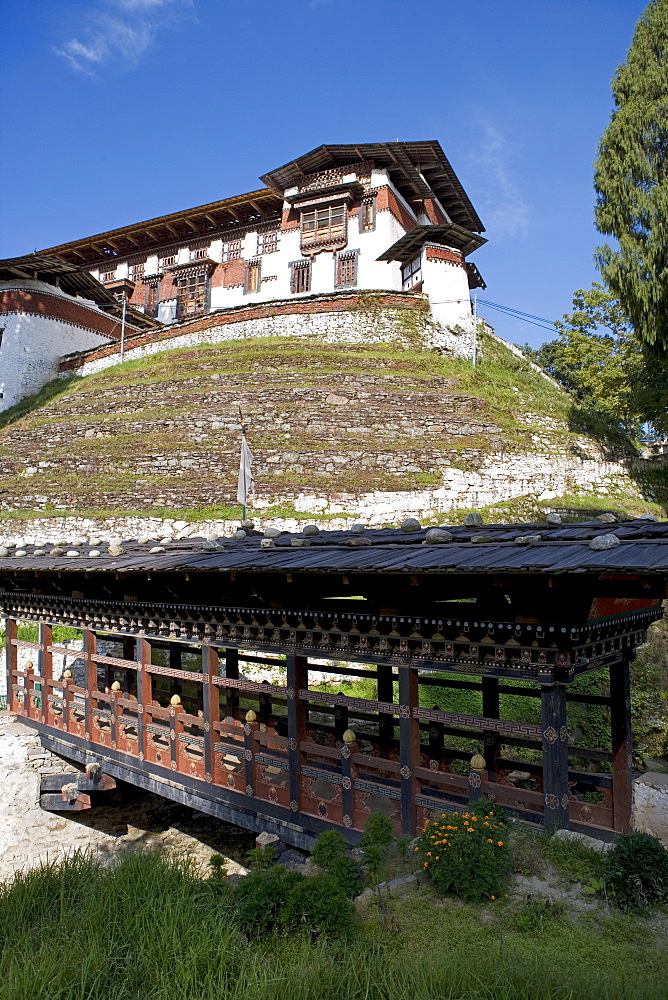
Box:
0;326;660;523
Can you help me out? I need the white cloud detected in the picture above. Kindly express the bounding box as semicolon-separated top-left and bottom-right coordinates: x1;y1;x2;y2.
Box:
471;123;530;241
55;0;193;75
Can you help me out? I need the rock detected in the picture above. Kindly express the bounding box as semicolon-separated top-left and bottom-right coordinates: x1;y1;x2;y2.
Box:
291;538;311;547
425;528;452;544
508;770;531;783
202;540;222;551
546;513;562;525
515;534;542;545
241;520;255;530
264;526;281;538
204;532;219;542
346;537;371;546
401;518;421;533
159;537;171;546
88;550;101;558
14;550;27;557
108;536;122;548
589;533;620;550
137;535;151;544
232;530;247;540
386;874;418;898
88;538;102;547
65;550;80;558
471;534;493;544
108;545;125;557
634;514;658;521
597;513;618;523
325;393;349;405
33;549;45;557
353;888;375;909
49;547;64;557
149;546;165;554
553;829;612;852
350;523;366;534
256;831;281;851
302;524;320;537
0;547;8;557
260;539;276;549
463;512;483;526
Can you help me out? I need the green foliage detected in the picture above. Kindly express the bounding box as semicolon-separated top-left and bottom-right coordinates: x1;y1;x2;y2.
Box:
631;611;668;765
514;898;565;934
416;808;510;902
605;831;668;910
310;830;362;898
539;833;606;885
594;0;668;350
0;376;76;431
359;811;395;849
279;873;354;939
233;866;303;936
245;845;277;872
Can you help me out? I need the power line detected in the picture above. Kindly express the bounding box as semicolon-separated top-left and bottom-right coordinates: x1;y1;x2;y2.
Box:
476;299;557;333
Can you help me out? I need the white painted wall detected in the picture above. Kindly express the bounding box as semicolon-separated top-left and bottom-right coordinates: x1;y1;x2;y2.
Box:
0;280;113;411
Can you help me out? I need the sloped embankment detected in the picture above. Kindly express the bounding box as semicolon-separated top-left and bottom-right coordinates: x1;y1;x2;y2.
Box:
0;329;651;525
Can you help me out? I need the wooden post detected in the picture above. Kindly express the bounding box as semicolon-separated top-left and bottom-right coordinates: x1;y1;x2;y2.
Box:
201;643;219;785
38;623;53;725
5;618;17;713
83;629;96;742
610;655;633;833
482;677;501;777
334;695;349;743
541;684;569;832
136;637;152;763
340;732;357;830
170;645;183;699
286;653;308;816
428;705;444;768
377;663;394;755
244;713;257;797
398;666;420;836
225;648;239;723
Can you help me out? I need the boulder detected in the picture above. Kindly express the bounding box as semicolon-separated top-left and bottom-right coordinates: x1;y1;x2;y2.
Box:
425;528;452;544
463;512;483;526
589;533;620;550
401;518;421;533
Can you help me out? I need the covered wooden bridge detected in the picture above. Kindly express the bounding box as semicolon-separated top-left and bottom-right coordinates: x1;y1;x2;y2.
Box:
3;518;666;849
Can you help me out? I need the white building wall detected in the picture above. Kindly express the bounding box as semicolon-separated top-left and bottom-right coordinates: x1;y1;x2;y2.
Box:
421;251;473;332
0;281;113;411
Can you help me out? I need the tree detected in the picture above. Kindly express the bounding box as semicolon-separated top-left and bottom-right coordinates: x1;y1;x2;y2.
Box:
528;284;642;431
594;0;668;351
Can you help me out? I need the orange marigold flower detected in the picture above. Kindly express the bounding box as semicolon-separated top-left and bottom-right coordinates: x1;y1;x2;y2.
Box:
427;852;432;856
497;841;504;846
490;895;495;900
487;839;493;843
435;856;440;861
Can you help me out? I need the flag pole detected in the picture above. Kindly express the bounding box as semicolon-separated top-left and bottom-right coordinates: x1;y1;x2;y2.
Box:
239;406;247;522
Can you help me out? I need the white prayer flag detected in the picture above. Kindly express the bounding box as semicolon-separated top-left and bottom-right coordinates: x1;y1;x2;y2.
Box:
236;436;255;507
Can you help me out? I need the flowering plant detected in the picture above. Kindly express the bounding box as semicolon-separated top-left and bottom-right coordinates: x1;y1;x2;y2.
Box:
415;803;510;901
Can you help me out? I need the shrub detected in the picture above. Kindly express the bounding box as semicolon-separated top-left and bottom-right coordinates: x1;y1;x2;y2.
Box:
279;873;354;938
310;830;348;870
604;831;668;910
310;830;362;898
359;812;395;849
415;809;510;902
245;845;277;872
233;866;302;936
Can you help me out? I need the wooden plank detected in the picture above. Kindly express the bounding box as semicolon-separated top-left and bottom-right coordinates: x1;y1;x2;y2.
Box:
414;705;542;739
136;637;152;763
6;618;17;712
286;654;308;816
83;629;96;741
202;644;219;785
224;648;239;722
610;655;633;833
38;623;52;725
482;677;501;777
398;667;420;836
541;684;569;832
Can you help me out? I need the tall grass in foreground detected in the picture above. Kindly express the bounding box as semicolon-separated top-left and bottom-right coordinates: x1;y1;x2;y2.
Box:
1;851;665;1000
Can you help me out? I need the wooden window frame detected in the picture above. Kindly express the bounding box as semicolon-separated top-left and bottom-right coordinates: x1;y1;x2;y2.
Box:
257;230;279;255
223;240;242;262
175;270;210;318
401;255;422;291
289;259;311;294
144;279;160;318
244;258;261;294
300;202;347;249
359;196;376;233
334;249;359;289
100;269;116;283
160;255;177;270
129;263;144;283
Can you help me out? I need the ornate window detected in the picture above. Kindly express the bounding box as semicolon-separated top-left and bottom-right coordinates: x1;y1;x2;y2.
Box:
401;255;422;291
222;240;242;262
244;259;261;293
335;249;359;289
290;259;311;294
160;255;176;270
129;263;144;283
191;247;209;260
359;196;376;232
176;270;209;317
144;279;160;318
257;230;279;254
300;203;346;251
100;269;116;283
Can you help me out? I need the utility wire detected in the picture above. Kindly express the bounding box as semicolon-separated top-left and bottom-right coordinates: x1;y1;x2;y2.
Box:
476;299;557;333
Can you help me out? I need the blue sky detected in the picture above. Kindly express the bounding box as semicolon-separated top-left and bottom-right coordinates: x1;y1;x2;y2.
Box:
0;0;646;347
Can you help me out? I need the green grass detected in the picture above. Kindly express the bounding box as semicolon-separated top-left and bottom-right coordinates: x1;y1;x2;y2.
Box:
0;851;664;1000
